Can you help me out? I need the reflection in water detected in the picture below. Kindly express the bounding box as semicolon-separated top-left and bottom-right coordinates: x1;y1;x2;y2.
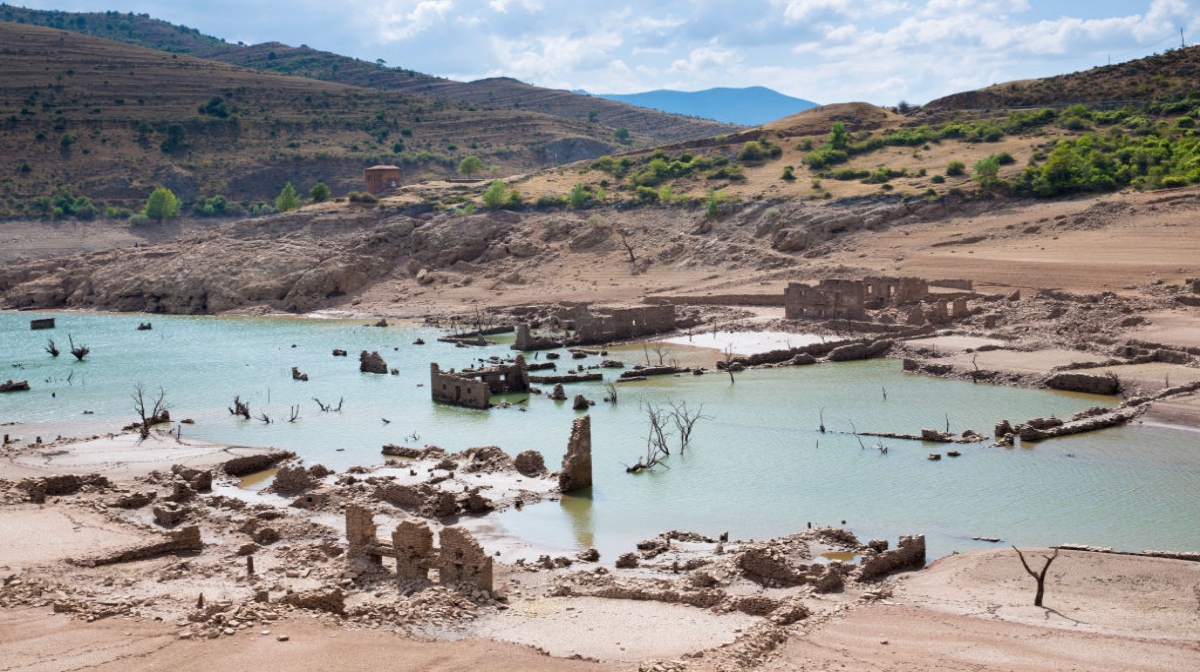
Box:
560;489;595;548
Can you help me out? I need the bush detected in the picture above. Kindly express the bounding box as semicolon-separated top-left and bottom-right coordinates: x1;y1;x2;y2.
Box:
931;174;945;184
128;213;151;226
144;187;178;220
59;133;76;148
568;183;593;209
347;191;378;204
737;141;766;162
946;160;966;176
781;165;796;180
309;182;331;203
803;148;848;169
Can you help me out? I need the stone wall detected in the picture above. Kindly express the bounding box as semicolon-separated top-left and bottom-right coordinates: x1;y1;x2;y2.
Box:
71;525;202;567
559;415;593;493
438;526;493;591
571;304;676;344
430;363;492;409
429;356;530;409
857;534;926;580
785;276;940;320
342;505;492;592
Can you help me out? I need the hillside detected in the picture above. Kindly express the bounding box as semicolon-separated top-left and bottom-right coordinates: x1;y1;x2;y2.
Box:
593;86;818;126
0;22;653;216
926;45;1200;110
0;5;738;145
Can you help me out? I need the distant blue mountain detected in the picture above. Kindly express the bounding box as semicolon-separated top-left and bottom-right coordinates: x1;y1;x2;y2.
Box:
590;86;818;127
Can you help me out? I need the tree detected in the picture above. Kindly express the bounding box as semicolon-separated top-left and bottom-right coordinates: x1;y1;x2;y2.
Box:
614;126;631;143
1013;546;1059;607
827;121;849;150
276;182;301;212
309;181;331;203
132;383;168;440
459;155;484;179
144;187;177;220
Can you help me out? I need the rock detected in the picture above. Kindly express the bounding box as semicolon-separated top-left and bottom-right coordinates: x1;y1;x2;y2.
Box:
615;552;639;568
548;383;567;401
152;502;187;527
571;394;591;411
1044;372;1120;395
513;450;547;477
359;350;388;374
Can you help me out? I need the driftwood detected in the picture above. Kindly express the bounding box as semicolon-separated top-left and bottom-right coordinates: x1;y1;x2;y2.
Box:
68;334;89;361
229;395;250;420
44;339;59;357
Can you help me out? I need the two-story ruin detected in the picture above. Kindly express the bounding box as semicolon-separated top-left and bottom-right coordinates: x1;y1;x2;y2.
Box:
430;355;530;409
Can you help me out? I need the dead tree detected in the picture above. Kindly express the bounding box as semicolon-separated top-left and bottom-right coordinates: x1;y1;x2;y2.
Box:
255;411;271;424
668;400;710;453
44;339;59;357
229;395;250;420
1012;546;1060;607
616;228;637;265
603;381;619;404
313;397;344;412
132;383;168;440
68;334;89;361
627;403;673;472
651;344;670;366
818;406;826;433
723;344;737;384
288;405;301;423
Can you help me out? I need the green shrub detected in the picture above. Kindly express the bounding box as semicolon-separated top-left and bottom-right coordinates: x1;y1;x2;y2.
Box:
144;187;178;220
803;148;848;169
275;182;302;213
737;141;766;162
309;182;331;203
348;191;378;204
931;173;945;183
635;185;659;203
781;165;796;180
946;160;966;176
128;213;151;226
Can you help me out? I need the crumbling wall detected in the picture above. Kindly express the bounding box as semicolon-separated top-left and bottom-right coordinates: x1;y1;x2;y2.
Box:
513;323;562;351
559;415;593;493
785;279;866;320
430;363;492;409
18;473;109;503
71;525;202;567
392;520;434;582
345;504;380;563
437;526;493;591
857;534;926;580
572;304;676;344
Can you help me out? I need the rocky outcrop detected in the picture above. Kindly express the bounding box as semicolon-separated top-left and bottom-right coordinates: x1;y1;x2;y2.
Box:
826;339;893;362
514;450;547;477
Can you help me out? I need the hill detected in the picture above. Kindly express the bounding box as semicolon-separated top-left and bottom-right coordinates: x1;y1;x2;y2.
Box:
0;22;662;217
0;5;738;145
926;45;1200;110
593;86;818;126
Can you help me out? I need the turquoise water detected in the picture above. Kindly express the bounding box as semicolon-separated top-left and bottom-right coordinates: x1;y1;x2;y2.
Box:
2;311;1197;560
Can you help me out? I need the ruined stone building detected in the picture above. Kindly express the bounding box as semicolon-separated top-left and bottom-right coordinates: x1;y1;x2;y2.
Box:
345;505;492;591
559;415;592;493
785;276;934;320
430;355;530;409
364;165;401;194
571;304;676;344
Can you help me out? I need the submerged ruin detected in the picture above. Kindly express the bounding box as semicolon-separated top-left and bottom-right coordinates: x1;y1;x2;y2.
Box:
345;504;493;591
429;355;530;409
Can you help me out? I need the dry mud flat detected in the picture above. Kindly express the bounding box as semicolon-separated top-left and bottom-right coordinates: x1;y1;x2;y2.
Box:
2;430;1199;671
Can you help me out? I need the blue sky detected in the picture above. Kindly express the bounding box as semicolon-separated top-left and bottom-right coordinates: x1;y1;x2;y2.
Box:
11;1;1200;104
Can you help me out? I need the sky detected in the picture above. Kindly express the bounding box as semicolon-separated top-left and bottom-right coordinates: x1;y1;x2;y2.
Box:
11;0;1200;105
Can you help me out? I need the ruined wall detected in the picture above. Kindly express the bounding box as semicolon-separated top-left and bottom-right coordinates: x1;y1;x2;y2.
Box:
430;363;491;409
71;525;202;567
513;324;562;351
345;504;380;563
572;304;676;344
559;415;593;493
437;527;493;591
784;279;866;320
392;519;434;582
857;534;926;580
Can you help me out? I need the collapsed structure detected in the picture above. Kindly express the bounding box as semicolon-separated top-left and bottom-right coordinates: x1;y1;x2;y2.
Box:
345;504;492;591
429;355;530;409
785;276;972;325
559;415;593;493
